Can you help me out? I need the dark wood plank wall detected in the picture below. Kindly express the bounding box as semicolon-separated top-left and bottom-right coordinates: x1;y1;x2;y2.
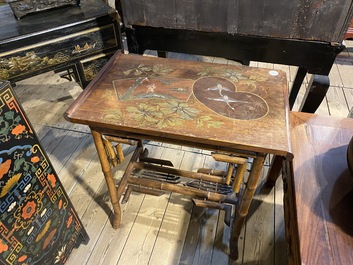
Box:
120;0;353;42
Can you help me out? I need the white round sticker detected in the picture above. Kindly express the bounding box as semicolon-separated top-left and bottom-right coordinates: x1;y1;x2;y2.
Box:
269;70;279;76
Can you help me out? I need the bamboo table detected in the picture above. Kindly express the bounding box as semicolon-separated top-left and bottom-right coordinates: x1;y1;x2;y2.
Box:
65;51;293;259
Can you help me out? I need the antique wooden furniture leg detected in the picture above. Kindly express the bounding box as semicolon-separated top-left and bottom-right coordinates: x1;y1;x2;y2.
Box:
299;74;330;113
91;129;123;229
289;67;308;110
230;153;266;260
266;155;284;187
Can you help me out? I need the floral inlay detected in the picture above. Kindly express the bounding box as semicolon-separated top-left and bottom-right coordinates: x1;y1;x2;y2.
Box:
21;200;37;220
123;64;174;77
55;245;67;264
0;173;22;197
0;109;32;142
124;100;222;129
0;239;8;253
0;159;11;179
14;191;43;229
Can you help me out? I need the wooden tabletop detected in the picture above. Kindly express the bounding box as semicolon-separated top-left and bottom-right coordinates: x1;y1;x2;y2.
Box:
65;52;292;158
287;112;353;265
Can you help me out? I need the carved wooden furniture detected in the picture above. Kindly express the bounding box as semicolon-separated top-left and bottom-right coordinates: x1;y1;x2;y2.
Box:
0;0;120;88
284;112;353;265
0;81;88;264
65;51;293;259
117;0;353;113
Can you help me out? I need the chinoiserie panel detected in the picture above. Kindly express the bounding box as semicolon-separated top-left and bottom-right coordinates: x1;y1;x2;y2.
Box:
0;81;89;265
0;24;117;81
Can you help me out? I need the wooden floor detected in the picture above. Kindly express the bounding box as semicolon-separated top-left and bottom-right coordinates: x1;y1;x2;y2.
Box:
13;40;353;265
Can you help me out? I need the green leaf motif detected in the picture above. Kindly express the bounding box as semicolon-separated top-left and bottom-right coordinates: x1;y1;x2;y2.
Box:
197;116;223;128
159;101;199;120
14;157;25;171
197;67;218;77
14;116;22;123
249;75;267;82
152;64;173;75
4;111;14;120
104;110;123;121
206;120;224;128
127;103;162;124
239;80;257;89
156;116;184;128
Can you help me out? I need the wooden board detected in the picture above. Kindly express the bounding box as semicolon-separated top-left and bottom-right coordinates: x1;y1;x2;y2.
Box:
286;112;353;265
120;0;353;42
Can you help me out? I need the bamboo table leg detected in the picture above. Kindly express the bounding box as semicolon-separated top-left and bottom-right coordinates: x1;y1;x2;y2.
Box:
230;153;266;260
91;129;123;229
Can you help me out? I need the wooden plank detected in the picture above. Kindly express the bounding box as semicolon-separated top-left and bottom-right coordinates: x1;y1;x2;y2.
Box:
257;62;274;69
44;130;87;175
179;207;219;265
274;177;288;265
237;0;293;37
210;210;232;265
337;61;353;88
329;63;344;87
84;143;164;265
65;178;111;265
121;0;353;41
67;154;106;217
67;146;140;265
343;87;353;115
179;154;227;265
315;98;330;116
241;160;275;265
288;112;353;265
117;146;184;265
289;66;299;83
175;0;198;29
144;0;176;28
119;0;145;26
148;151;205;264
326;86;349;117
57;134;98;193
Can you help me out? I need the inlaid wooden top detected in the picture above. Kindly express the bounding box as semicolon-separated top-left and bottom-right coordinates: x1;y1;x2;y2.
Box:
65;52;292;158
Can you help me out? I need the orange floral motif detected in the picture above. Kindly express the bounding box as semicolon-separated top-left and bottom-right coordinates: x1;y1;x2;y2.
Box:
58;199;63;209
18;255;27;262
67;215;73;228
11;124;26;136
0;239;8;253
43;229;57;250
47;174;56;188
31;156;40;163
0;159;11;180
21;200;37;220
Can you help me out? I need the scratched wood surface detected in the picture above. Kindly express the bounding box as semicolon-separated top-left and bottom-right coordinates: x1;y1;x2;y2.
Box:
65;52;292;158
119;0;353;42
287;112;353;265
12;40;353;264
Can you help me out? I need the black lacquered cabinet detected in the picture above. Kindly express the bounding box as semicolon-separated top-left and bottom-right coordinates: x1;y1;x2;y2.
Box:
0;81;89;264
0;0;121;88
